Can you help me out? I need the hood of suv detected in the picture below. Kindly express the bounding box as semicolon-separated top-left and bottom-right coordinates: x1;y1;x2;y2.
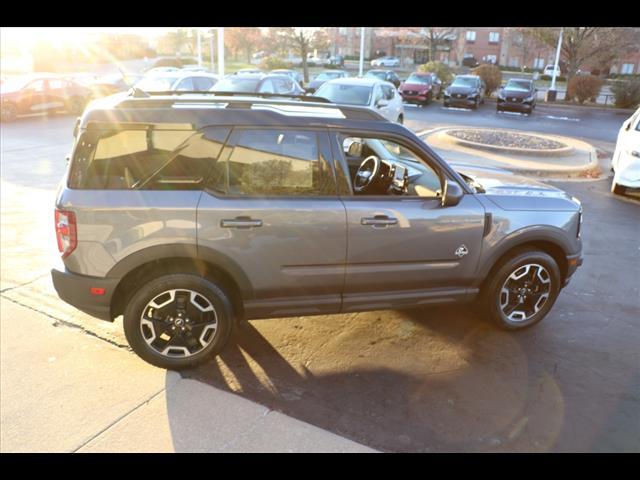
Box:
401;81;430;92
501;87;531;99
453;163;579;211
447;84;478;95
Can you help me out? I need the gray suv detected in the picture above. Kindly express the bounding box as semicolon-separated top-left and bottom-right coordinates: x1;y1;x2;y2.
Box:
52;91;583;369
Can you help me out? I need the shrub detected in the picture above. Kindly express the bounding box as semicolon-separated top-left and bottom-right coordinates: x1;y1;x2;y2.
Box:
259;56;290;71
610;77;640;108
566;75;604;104
472;64;502;97
417;61;453;84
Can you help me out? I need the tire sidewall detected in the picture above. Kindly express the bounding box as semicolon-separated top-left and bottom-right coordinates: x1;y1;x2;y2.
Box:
484;251;561;330
123;274;234;369
1;102;17;122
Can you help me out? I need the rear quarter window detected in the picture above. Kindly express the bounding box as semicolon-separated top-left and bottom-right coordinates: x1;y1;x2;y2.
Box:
68;127;230;190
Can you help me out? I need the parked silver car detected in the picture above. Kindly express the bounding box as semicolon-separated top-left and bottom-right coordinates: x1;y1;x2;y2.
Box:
52;92;583;369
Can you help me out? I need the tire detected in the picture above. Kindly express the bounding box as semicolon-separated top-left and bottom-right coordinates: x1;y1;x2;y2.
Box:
123;273;235;370
397;115;403;124
472;99;479;110
66;96;86;115
480;249;561;330
1;102;17;122
443;101;449;108
611;182;626;195
496;106;502;113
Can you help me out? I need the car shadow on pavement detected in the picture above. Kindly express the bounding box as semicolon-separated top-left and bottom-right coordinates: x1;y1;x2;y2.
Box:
177;304;571;452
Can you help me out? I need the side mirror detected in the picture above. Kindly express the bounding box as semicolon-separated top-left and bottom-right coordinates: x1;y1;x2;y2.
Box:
376;98;389;108
442;180;464;207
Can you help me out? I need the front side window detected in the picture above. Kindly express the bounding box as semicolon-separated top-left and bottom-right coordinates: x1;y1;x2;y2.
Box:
26;80;46;93
222;129;335;196
68;127;230;190
135;76;178;92
193;76;217;91
175;77;194;91
381;84;395;100
339;135;442;198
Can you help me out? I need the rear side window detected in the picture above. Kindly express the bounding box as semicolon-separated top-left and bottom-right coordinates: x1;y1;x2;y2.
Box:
220;129;335;196
68;127;230;190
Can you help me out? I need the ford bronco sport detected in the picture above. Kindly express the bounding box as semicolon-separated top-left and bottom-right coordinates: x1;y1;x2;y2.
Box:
52;90;583;369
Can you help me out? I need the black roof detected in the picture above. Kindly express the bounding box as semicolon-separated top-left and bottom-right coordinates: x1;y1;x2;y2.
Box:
79;92;399;132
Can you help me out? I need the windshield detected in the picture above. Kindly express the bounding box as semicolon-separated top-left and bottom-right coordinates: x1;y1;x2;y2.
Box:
406;74;431;84
211;77;261;93
315;83;372;106
315;72;341;81
365;71;386;80
135;76;177;92
452;77;478;87
505;80;532;91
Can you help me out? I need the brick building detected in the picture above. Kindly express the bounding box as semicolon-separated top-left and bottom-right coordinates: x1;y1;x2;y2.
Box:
324;27;640;75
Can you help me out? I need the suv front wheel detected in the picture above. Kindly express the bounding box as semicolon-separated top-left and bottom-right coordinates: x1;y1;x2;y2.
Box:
480;250;561;330
123;274;235;369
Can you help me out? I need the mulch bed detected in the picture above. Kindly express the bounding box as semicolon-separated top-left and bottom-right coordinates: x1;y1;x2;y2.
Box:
448;129;566;150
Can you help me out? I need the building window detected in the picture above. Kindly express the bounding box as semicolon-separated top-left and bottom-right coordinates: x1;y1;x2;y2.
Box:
509;57;520;67
621;63;635;75
464;53;474;59
485;55;497;64
533;58;545;69
465;31;476;42
489;31;500;44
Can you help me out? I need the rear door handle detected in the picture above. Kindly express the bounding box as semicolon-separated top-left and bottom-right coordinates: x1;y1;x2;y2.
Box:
361;216;398;227
220;217;263;229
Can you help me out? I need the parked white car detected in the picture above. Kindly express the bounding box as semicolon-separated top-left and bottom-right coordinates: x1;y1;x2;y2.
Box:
611;107;640;195
135;72;219;92
371;56;401;68
314;77;405;124
543;64;562;77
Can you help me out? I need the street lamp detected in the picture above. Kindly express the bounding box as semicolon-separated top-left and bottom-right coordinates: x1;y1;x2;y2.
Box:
358;27;365;77
546;27;563;103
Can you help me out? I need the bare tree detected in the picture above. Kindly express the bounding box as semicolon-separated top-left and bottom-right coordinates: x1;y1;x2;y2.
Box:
226;27;262;63
529;27;640;81
421;28;457;63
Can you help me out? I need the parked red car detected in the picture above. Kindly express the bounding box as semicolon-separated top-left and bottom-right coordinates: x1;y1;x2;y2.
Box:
1;74;92;122
399;72;442;106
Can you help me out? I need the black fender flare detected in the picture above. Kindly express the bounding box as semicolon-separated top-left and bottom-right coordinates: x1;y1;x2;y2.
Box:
106;243;254;300
473;226;576;286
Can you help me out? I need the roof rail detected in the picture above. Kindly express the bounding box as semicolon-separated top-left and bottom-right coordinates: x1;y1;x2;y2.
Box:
128;89;332;104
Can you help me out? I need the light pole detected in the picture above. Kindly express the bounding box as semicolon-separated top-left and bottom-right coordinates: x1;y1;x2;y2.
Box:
209;29;215;71
197;29;202;68
358;27;365;77
547;27;563;102
217;27;225;78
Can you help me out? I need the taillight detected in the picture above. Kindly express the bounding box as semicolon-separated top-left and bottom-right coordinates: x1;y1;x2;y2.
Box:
55;209;77;258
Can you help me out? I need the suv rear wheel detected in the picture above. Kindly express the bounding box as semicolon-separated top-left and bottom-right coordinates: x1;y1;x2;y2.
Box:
123;274;234;369
1;102;17;122
480;250;561;330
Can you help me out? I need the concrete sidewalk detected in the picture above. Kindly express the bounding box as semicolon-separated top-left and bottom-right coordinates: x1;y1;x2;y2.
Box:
0;299;375;453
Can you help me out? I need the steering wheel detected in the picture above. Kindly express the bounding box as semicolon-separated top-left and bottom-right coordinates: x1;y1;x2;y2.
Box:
353;155;381;193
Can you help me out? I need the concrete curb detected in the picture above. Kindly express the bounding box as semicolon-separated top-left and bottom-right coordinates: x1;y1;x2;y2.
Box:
418;127;600;178
442;128;574;157
482;96;636;114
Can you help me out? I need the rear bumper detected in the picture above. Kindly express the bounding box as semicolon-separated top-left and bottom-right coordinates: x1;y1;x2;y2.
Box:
51;268;119;321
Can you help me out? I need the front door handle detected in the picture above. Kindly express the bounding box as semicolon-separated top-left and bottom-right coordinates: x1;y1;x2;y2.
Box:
220;217;263;229
361;216;398;227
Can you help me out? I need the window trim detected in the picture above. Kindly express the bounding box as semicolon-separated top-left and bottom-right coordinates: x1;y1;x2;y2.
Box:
204;126;340;200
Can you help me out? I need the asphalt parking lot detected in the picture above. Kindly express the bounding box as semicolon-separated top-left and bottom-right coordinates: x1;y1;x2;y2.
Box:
1;105;638;452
